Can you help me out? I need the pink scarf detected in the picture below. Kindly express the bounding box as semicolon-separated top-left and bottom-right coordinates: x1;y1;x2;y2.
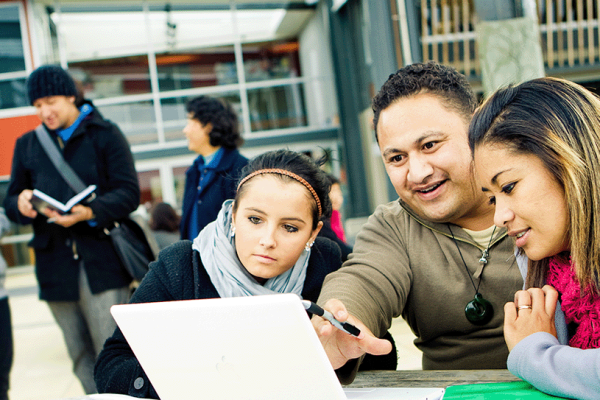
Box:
547;256;600;349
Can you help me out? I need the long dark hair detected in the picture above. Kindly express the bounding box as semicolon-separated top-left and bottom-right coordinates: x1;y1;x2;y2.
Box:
469;77;600;292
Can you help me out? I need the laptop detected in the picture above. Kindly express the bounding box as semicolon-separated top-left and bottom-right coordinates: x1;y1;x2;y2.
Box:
110;294;444;400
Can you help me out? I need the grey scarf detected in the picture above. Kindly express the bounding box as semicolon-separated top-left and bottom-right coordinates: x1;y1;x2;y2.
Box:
192;200;310;298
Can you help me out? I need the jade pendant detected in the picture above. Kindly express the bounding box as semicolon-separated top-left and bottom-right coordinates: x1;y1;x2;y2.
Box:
464;293;494;325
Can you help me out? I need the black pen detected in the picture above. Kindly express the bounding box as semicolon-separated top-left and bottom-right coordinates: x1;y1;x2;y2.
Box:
301;300;361;337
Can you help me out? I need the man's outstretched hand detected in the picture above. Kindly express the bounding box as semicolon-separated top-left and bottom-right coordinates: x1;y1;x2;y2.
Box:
311;298;393;369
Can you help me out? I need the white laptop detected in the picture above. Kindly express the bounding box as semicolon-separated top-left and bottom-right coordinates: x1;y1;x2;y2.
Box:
110;294;444;400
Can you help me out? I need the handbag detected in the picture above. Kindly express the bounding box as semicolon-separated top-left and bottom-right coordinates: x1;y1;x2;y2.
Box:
103;219;154;282
34;124;154;281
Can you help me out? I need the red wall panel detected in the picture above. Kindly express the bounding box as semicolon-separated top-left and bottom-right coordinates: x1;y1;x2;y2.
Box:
0;114;39;178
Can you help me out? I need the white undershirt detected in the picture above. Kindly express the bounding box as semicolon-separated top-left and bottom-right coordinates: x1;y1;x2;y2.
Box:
463;225;497;249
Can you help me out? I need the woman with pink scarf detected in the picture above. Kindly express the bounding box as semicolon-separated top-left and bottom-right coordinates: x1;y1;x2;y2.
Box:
469;77;600;400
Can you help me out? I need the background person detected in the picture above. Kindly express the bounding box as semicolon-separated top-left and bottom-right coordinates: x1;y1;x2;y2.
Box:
94;150;342;398
317;173;352;261
469;77;600;400
313;62;523;383
3;65;139;394
179;96;248;240
0;209;13;400
327;174;348;243
148;202;180;250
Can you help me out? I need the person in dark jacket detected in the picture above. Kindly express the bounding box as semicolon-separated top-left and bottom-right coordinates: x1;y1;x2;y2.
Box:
0;209;13;400
180;95;248;240
3;65;139;394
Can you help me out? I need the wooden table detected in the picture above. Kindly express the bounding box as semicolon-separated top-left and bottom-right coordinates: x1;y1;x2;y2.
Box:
65;370;521;399
346;370;521;388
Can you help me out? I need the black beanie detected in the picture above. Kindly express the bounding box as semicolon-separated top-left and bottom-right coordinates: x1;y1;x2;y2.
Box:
27;65;78;105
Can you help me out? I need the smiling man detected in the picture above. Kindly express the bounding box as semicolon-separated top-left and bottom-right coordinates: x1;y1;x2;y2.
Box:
313;62;524;383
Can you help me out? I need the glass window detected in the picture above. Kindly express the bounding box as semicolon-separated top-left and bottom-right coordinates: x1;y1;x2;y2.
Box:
161;92;242;142
53;7;292;65
173;165;188;210
247;84;307;131
0;5;26;74
96;100;157;146
156;45;238;91
138;169;162;206
0;78;27;109
69;56;152;99
45;4;331;146
148;8;288;53
242;40;300;82
50;10;148;63
0;4;29;110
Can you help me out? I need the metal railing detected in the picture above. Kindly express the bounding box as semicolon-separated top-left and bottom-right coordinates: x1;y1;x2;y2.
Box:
420;0;480;77
420;0;600;76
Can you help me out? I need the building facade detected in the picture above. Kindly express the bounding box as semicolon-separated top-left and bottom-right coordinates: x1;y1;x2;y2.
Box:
3;0;600;267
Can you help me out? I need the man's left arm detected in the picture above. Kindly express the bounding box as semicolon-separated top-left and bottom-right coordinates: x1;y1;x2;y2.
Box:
87;125;140;226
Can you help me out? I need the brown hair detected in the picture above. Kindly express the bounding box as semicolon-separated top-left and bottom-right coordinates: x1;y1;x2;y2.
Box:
469;77;600;292
149;202;181;233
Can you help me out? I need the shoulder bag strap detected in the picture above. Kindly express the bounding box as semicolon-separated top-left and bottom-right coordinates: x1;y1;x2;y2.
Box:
34;124;87;193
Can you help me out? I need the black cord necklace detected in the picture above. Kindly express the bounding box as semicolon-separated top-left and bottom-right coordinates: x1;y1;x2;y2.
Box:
448;224;497;326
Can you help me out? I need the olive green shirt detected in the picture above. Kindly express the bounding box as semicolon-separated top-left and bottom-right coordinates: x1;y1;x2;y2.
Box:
318;200;523;382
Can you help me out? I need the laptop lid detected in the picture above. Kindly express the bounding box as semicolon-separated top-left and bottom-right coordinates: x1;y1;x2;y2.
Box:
111;294;444;400
111;294;347;400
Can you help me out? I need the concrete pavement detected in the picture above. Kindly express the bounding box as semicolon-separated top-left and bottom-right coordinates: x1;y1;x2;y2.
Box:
7;267;84;400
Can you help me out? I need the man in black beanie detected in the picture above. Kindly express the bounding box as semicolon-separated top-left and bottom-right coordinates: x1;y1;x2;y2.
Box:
26;65;80;131
3;65;140;394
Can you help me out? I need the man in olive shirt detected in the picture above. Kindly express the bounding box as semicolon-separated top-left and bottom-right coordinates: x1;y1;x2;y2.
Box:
313;62;523;383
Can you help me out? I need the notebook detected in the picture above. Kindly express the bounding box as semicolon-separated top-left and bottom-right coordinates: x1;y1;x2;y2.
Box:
110;294;444;400
442;382;555;399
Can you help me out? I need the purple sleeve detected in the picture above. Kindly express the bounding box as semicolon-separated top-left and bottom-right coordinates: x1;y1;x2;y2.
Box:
508;332;600;400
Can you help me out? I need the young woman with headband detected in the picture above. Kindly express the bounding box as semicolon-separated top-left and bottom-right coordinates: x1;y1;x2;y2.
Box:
94;149;396;397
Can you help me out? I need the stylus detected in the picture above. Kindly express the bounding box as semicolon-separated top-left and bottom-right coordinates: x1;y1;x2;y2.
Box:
301;300;361;337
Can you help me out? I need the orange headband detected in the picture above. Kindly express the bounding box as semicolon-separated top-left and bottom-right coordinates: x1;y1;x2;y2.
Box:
237;168;322;218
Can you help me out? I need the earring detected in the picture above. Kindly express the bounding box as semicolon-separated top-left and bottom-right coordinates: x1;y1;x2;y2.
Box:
305;241;314;251
230;224;236;238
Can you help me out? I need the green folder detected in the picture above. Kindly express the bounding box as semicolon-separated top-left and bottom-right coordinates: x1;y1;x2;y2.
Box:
442;381;568;399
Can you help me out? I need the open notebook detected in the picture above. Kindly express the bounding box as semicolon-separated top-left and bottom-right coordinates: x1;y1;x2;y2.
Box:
110;294;444;400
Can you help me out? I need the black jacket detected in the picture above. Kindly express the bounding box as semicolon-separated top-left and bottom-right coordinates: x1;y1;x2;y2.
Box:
3;102;139;300
318;219;353;262
179;148;248;240
94;237;342;398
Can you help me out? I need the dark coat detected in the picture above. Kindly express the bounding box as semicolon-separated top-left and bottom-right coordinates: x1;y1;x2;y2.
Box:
179;148;248;240
3;102;139;300
94;237;342;398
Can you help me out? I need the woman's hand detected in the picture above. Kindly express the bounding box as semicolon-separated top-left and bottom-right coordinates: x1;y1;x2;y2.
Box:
311;298;393;369
504;285;559;351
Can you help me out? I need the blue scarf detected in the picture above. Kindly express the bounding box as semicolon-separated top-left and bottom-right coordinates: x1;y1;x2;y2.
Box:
57;103;93;142
192;200;310;298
